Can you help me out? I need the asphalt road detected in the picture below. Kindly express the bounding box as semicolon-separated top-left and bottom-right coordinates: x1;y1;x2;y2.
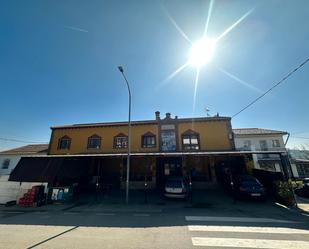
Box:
1;201;309;249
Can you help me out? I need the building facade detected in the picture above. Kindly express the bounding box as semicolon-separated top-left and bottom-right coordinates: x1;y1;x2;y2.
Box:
42;112;236;190
0;144;48;204
48;112;234;155
288;149;309;179
233;128;288;172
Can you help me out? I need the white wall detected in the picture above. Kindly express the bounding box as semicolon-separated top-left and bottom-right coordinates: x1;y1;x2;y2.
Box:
290;163;299;178
234;134;286;172
0;154;48;204
0;155;21;175
234;135;285;152
0;175;48;204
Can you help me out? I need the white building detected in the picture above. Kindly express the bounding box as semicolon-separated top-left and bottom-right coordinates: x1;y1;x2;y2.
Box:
288;149;309;179
233;128;288;172
0;144;48;204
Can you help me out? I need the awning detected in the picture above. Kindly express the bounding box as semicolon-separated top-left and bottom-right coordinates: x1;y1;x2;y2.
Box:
19;150;287;158
9;157;64;183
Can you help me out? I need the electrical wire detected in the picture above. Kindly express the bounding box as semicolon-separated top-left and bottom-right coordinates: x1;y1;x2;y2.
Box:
290;136;309;140
232;57;309;118
0;137;47;144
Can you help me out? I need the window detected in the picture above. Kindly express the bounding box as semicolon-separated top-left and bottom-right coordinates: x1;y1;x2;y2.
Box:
259;140;268;151
259;161;276;172
182;130;200;150
296;163;309;178
58;136;71;150
114;133;128;149
2;159;10;169
243;140;251;150
142;132;156;148
87;135;101;149
272;139;280;148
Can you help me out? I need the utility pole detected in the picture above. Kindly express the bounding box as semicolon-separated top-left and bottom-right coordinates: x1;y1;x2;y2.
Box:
118;66;132;204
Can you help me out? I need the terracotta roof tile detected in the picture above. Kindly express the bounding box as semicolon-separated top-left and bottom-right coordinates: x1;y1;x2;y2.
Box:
51;116;231;130
233;128;288;136
0;144;49;155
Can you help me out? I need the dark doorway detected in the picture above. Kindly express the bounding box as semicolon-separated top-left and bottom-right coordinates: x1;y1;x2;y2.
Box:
156;157;182;190
52;157;121;197
214;155;247;190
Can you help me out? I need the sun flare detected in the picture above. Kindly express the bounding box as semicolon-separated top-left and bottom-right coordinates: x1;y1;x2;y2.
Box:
189;38;216;67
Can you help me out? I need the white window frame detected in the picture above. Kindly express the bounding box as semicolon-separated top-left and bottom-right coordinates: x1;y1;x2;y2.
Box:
272;139;280;148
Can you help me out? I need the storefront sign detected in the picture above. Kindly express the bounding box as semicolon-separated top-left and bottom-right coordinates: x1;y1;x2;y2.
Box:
161;124;175;130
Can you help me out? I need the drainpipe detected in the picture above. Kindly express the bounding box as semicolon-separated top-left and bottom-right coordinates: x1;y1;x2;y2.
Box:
281;132;298;208
284;132;290;146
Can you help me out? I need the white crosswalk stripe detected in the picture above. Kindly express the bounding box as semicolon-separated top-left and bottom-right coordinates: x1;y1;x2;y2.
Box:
191;237;309;248
186;216;309;248
188;225;309;234
185;216;298;223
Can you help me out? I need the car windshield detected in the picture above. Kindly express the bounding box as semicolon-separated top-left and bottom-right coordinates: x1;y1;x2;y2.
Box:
166;180;182;188
240;176;261;186
242;180;260;187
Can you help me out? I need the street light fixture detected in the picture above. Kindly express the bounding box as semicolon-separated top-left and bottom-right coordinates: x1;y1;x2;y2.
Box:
118;66;132;204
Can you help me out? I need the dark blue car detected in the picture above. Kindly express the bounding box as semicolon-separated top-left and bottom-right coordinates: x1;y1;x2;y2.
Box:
233;175;266;200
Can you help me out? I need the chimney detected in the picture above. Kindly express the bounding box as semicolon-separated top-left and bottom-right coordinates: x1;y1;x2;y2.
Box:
155;111;160;121
165;112;171;119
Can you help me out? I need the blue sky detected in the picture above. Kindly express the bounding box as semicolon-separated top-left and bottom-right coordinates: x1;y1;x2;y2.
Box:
1;0;309;151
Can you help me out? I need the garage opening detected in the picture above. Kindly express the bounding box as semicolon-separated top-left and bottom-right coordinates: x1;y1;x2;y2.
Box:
9;156;121;202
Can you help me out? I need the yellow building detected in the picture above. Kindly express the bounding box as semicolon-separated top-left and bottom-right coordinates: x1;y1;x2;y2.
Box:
44;111;244;190
49;111;233;155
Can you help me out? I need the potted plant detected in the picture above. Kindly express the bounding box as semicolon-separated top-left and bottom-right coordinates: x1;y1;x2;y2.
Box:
274;180;295;207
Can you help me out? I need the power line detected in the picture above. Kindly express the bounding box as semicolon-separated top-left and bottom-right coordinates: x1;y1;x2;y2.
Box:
0;137;47;144
232;57;309;118
291;136;309;140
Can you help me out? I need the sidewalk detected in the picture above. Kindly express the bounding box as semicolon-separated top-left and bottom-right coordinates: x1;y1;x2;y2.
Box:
296;196;309;213
0;189;304;218
0;202;75;213
0;189;223;213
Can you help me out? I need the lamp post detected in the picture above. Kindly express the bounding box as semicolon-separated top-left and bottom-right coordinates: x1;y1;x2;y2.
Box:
118;66;131;204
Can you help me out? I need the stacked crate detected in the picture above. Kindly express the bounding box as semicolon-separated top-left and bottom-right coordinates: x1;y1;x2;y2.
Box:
18;185;45;207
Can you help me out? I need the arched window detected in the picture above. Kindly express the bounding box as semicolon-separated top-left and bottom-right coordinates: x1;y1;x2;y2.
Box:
182;129;200;150
58;135;71;150
87;134;102;149
114;133;128;149
141;132;156;148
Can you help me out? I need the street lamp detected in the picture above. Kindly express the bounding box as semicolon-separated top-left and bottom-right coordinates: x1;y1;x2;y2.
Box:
118;66;132;204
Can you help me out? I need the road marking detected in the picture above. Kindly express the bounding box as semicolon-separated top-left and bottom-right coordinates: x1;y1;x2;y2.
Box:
3;211;24;214
192;237;309;248
95;213;115;216
34;211;48;214
39;215;51;219
133;213;150;217
188;225;309;234
64;212;79;215
185;216;298;223
275;202;290;209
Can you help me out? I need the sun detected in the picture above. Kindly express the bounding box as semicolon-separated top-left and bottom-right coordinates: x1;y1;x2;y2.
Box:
189;38;216;67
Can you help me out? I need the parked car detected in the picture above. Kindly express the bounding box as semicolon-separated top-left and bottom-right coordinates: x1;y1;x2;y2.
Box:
295;178;309;198
233;175;266;200
164;177;190;199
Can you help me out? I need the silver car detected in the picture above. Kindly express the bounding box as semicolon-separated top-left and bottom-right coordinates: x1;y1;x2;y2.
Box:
164;177;189;199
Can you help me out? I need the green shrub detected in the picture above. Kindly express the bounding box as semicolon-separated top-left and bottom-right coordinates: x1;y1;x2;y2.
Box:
289;180;303;189
274;180;293;199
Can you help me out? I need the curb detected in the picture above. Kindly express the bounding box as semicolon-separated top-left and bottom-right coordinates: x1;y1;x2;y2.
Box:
274;202;309;216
